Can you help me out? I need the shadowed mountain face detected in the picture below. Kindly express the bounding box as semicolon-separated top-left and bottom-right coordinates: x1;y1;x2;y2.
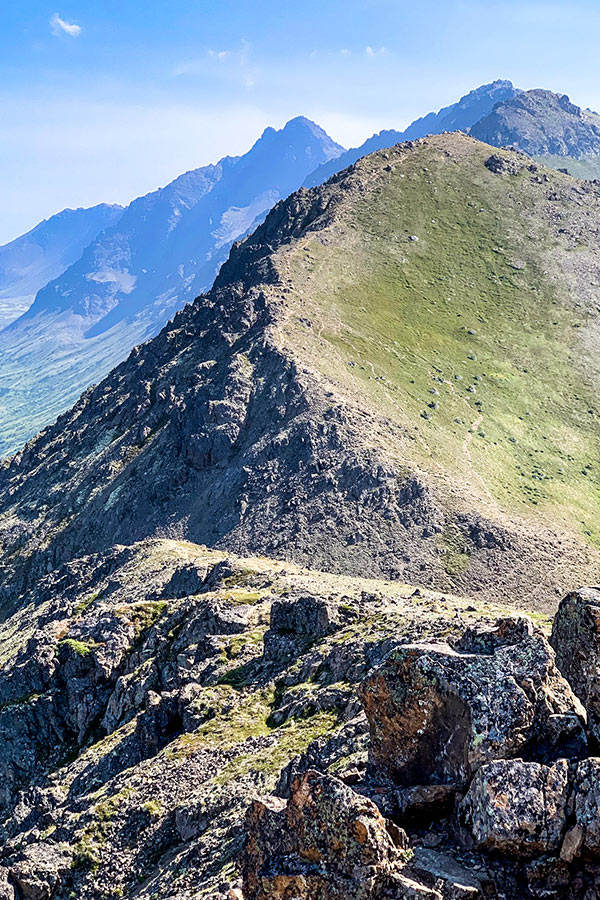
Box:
303;79;519;188
0;118;343;456
2;134;600;611
470;89;600;158
0;204;123;329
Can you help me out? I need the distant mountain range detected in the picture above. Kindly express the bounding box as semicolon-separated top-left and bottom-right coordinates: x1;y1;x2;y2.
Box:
3;81;600;456
0;118;343;455
303;79;519;188
0;204;122;329
470;89;600;158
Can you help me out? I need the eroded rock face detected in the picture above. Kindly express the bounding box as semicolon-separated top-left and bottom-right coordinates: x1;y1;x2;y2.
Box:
572;757;600;859
359;618;586;787
242;770;411;900
263;594;341;662
551;588;600;741
461;759;569;857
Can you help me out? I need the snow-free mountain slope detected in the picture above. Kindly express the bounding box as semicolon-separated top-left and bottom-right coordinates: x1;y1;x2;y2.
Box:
470;88;600;158
2;133;600;612
0;118;344;457
0;204;123;329
303;79;518;188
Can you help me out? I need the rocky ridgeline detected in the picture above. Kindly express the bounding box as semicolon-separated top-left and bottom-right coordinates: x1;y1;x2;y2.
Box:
0;538;507;900
243;588;600;900
1;537;600;898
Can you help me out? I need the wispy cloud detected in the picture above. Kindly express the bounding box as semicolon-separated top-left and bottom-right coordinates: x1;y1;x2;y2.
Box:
365;45;388;57
174;40;256;88
50;13;82;38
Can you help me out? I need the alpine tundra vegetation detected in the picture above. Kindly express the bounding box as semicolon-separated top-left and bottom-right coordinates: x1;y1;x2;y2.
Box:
3;130;600;898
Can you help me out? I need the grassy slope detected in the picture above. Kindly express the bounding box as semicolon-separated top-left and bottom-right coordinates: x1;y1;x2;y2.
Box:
277;134;600;552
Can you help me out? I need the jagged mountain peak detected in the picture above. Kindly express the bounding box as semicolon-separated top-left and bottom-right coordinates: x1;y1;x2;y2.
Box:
0;117;345;456
0;203;124;330
303;79;519;189
470;87;600;158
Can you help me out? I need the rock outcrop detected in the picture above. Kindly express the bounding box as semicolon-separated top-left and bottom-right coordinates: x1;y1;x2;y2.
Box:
242;770;413;900
551;587;600;742
244;604;600;900
358;618;586;787
461;759;569;857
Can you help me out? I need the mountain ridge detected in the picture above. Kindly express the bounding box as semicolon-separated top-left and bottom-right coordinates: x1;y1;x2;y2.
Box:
471;88;600;158
2;133;600;612
3;132;600;900
303;79;519;189
0;117;344;457
0;203;123;330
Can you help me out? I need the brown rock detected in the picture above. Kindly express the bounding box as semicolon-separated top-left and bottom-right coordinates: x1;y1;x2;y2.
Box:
359;618;586;787
242;769;417;899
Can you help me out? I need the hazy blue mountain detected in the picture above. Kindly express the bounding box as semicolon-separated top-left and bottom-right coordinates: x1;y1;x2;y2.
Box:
303;79;519;188
470;88;600;158
0;204;123;329
0;117;343;457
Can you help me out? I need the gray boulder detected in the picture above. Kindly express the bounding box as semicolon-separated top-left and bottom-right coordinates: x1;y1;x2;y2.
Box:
461;759;569;857
359;618;586;787
263;594;340;661
551;587;600;741
571;757;600;859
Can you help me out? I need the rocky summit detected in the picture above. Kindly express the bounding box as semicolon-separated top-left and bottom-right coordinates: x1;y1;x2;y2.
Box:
3;133;600;899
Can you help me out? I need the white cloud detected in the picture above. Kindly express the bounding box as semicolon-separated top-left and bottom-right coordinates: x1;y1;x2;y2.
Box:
365;45;388;57
174;40;256;89
340;48;352;56
50;13;82;38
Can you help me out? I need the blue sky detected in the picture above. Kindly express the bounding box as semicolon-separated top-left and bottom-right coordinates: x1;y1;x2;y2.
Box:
2;0;600;244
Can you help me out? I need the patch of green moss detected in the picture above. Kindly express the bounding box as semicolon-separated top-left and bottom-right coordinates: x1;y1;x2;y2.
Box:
142;800;163;818
212;710;340;784
167;687;275;759
221;589;263;606
74;591;102;615
115;601;168;639
221;628;266;663
59;638;96;658
437;526;471;578
0;691;45;711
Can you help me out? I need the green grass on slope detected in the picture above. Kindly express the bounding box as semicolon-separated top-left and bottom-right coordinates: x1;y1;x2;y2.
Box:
287;138;600;546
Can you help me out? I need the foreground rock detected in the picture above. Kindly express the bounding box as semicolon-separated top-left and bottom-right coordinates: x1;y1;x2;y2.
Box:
242;770;426;900
359;618;586;787
461;759;569;857
551;587;600;742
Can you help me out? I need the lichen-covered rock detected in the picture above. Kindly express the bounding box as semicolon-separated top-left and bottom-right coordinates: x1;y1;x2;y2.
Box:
551;588;600;741
359;618;586;786
242;769;414;900
461;759;569;857
263;594;341;661
571;757;600;859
